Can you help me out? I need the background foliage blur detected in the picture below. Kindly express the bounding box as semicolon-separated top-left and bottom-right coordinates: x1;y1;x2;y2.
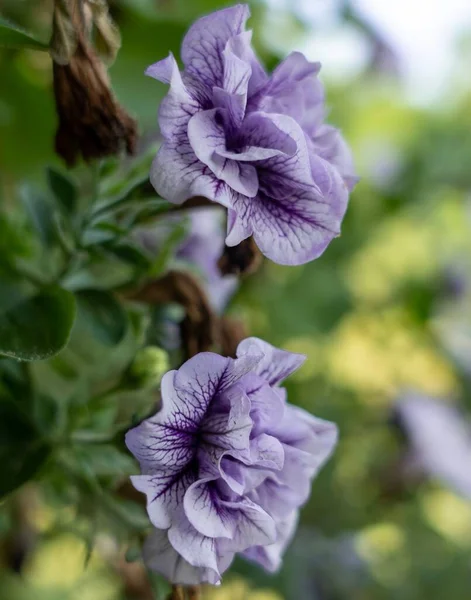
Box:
1;0;471;599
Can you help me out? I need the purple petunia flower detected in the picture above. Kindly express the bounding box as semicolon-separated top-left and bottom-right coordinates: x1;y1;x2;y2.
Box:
146;4;356;266
125;337;337;585
395;393;471;499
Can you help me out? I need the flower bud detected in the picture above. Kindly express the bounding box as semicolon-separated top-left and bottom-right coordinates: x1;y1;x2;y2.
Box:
129;346;169;388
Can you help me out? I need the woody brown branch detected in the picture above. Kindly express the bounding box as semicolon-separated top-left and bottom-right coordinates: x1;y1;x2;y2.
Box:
126;271;216;360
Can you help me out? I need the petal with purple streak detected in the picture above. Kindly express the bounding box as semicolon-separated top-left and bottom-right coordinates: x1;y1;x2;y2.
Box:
181;4;250;91
143;529;220;585
237;337;306;386
184;480;277;548
168;511;220;574
130;466;196;529
174;351;262;404
243;510;298;573
187;109;259;197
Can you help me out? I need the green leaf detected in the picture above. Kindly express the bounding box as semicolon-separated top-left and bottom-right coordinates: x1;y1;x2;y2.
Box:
47;167;78;215
150;219;188;277
0;286;77;361
124;197;172;227
75;289;128;346
101;495;149;531
74;444;137;478
61;250;135;290
33;394;65;438
0;401;51;499
0;17;49;51
20;185;58;247
107;242;151;269
81;222;127;247
91;173;151;222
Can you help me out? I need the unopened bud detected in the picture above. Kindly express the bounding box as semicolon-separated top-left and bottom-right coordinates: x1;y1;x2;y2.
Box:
129;346;170;388
218;237;262;276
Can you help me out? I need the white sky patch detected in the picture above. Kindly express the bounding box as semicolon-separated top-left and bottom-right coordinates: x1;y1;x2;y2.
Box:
298;25;370;84
352;0;471;104
265;0;471;105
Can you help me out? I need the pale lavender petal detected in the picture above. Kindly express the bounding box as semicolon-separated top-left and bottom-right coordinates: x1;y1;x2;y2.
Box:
225;206;252;246
274;406;339;463
181;5;250;90
249;477;302;519
247;434;284;470
245;176;346;265
130;467;196;529
168;512;220;574
149;53;201;141
187;109;259;197
143;528;218;585
308;152;350;221
174;352;262;405
223;33;252;96
263;51;320;94
217;496;277;551
243;510;298;573
313;124;358;191
201;388;252;455
270;408;338;493
236;112;300;161
257;52;320;104
145;54;176;84
125;418;194;475
152;138;237;207
237;337;306;385
252;52;324;132
239;373;285;435
184;479;234;538
226;29;267;96
216;432;284;497
213;87;246;130
148;55;233;206
125;372;195;473
219;456;247;495
397;394;471;499
218;112;297;162
224;113;349;264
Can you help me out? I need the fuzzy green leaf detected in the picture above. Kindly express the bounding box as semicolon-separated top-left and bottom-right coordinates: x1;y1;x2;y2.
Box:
0;286;77;361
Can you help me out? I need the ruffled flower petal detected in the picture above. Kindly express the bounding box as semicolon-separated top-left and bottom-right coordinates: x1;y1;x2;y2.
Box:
127;339;337;583
237;337;306;386
181;4;251;92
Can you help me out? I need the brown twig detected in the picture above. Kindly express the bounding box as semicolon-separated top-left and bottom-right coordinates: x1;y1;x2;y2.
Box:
116;555;155;600
168;585;185;600
218;316;248;358
126;271;216;360
187;585;202;600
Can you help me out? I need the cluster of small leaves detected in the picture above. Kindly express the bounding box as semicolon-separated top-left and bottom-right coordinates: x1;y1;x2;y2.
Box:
0;144;188;569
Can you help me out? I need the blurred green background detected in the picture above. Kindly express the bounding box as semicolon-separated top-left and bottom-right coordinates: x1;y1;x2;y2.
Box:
1;0;471;599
